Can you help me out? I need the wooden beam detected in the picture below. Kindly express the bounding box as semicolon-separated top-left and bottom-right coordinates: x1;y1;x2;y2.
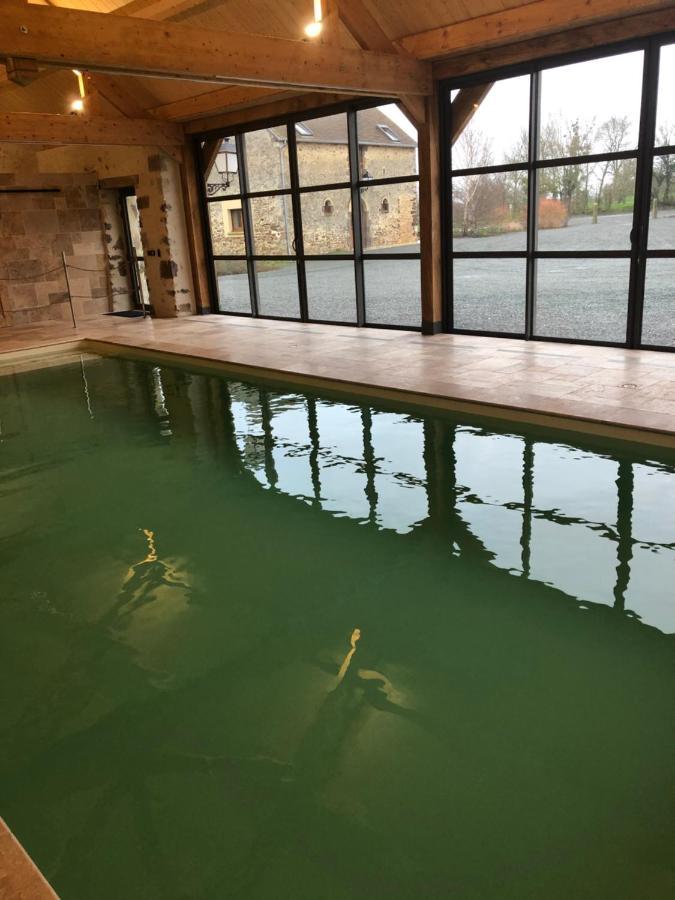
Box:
418;84;443;334
0;111;184;146
338;0;396;53
399;0;675;60
0;4;432;96
5;56;40;86
336;0;425;127
85;73;150;118
180;138;211;312
201;137;220;173
149;85;284;121
433;6;675;79
184;92;355;134
450;84;494;144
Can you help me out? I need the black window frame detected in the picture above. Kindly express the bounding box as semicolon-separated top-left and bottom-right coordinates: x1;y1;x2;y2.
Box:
194;98;422;331
440;31;675;351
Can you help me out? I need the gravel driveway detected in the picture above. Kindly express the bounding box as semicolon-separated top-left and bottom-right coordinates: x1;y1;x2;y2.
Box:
217;211;675;344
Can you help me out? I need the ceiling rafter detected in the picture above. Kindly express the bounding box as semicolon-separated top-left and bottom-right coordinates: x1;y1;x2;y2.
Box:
149;85;288;121
398;0;675;60
335;0;425;127
0;109;184;144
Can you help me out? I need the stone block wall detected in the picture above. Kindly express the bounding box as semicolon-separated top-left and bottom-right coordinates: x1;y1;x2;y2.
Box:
204;131;420;256
0;164;109;328
1;143;197;323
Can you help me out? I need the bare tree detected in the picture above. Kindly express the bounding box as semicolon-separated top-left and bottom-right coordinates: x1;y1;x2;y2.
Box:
595;115;631;208
653;125;674;207
453;127;493;235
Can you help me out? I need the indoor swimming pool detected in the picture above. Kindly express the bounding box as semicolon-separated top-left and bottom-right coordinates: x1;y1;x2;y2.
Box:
0;351;674;899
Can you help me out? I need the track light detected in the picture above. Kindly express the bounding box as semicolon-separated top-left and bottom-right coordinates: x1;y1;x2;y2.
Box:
304;0;323;38
70;68;86;112
304;20;322;37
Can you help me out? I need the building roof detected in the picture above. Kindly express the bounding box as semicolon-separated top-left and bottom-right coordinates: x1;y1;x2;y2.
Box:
268;107;417;149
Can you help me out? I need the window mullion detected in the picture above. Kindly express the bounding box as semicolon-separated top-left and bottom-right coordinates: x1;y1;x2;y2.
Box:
629;39;661;348
525;70;541;340
348;108;366;326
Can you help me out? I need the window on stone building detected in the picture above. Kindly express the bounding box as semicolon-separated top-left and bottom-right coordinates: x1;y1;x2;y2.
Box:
377;124;401;143
201;102;421;330
229;208;244;233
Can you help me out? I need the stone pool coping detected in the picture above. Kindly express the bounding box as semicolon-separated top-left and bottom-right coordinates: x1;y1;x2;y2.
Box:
1;315;675;450
0;818;59;899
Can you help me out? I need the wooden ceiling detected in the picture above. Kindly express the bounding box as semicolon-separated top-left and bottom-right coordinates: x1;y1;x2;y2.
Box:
1;0;674;125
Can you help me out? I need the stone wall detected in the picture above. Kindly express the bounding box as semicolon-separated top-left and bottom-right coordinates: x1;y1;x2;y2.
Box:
0;142;197;325
0;146;109;328
205;132;419;256
44;145;196;318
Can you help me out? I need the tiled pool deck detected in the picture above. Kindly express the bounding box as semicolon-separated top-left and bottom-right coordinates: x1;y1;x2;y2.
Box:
2;315;675;446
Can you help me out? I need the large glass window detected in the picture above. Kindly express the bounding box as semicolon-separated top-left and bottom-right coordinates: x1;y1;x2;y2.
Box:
445;36;675;350
201;104;420;329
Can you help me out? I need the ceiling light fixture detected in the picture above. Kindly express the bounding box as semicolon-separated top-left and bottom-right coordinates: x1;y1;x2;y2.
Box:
304;0;323;38
70;68;86;112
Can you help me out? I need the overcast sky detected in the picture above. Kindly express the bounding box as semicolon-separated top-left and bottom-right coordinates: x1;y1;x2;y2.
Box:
442;43;674;162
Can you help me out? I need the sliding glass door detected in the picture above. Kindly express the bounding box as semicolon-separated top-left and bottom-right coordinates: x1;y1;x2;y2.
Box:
198;102;421;329
443;33;675;349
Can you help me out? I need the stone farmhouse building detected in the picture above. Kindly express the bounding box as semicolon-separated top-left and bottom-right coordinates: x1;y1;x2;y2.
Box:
206;109;419;256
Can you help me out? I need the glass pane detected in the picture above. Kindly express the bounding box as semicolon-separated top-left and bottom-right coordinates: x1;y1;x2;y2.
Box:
655;43;675;146
214;260;251;314
296;113;350;187
451;74;530;168
452;171;528;251
648;155;675;248
640;258;675;347
361;182;420;252
537;159;636;250
249;195;295;255
300;189;353;254
364;259;420;328
207;200;246;255
535;259;629;342
357;105;418;179
539;51;644;158
124;195;144;257
255;260;300;318
453;259;526;334
204;137;241;197
305;260;357;323
242;126;291;193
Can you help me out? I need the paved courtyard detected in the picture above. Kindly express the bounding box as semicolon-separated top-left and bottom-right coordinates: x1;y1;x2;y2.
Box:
217;212;675;344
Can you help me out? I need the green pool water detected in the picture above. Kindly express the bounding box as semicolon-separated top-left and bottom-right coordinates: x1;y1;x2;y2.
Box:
1;352;674;900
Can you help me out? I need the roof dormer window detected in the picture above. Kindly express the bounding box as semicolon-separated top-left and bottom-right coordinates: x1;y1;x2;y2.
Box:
376;124;401;143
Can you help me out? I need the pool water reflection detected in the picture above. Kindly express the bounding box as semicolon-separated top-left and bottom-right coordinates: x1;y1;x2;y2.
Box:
0;354;673;900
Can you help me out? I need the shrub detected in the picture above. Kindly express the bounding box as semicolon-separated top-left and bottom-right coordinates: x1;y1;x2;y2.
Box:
538;198;568;229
